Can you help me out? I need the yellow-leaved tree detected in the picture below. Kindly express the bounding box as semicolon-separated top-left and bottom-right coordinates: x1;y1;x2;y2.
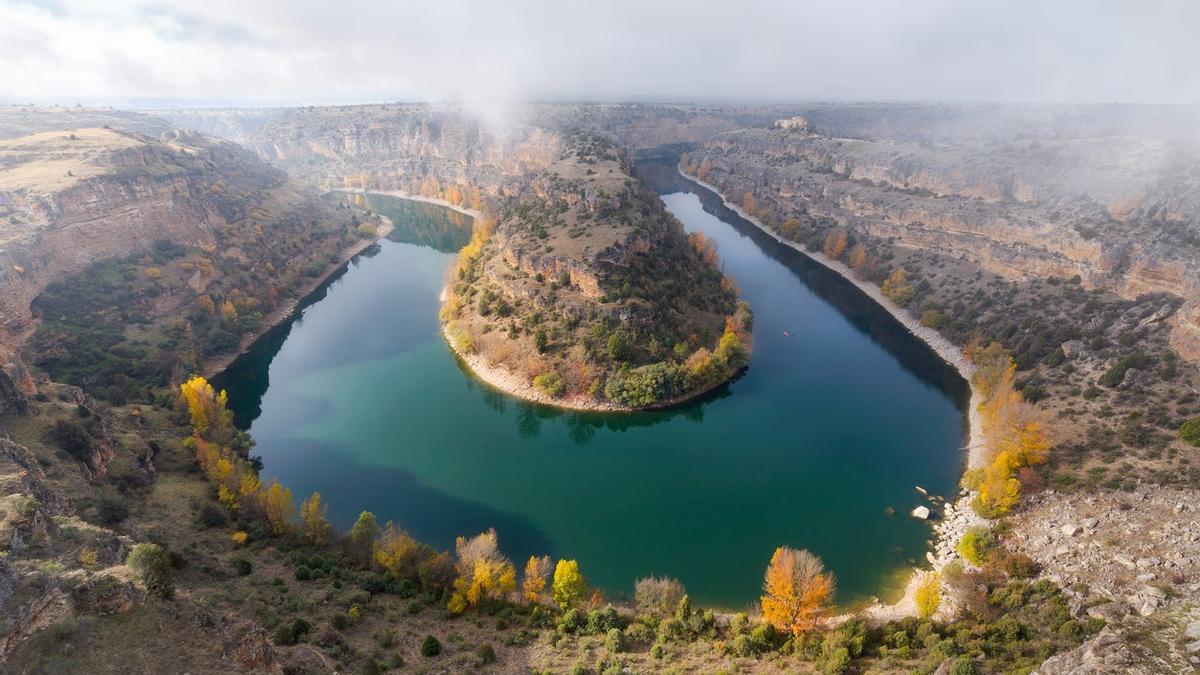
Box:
522;555;553;605
552;559;586;610
447;529;516;614
258;481;294;536
179;376;232;443
374;523;428;580
914;571;942;619
300;492;331;546
761;546;835;636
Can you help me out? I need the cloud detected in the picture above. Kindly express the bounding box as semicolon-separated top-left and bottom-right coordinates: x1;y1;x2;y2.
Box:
1;0;1198;105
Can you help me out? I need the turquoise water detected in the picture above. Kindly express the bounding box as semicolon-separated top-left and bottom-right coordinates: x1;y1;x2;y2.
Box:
215;180;968;609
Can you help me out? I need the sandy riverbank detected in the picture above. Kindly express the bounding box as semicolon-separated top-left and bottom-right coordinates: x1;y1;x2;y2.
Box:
679;168;989;624
203;217;395;378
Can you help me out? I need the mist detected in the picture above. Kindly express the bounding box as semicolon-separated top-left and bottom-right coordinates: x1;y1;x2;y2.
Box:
2;0;1199;106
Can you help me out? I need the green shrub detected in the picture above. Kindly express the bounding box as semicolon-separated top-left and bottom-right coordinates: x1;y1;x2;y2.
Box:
231;557;252;576
957;526;996;566
821;647;851;674
476;643;497;665
650;643;665;659
1180;417;1200;447
605;627;624;653
533;372;565;397
273;618;311;646
950;657;977;675
127;543;173;599
557;608;584;635
604;362;686;407
586;605;619;634
420;634;442;657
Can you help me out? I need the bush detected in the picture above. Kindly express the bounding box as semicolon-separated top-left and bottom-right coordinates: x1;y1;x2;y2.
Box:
533;372;565;397
1181;417;1200;447
231;558;252;576
604;362;686;407
127;543;173;599
273;618;312;646
194;502;227;528
604;627;624;653
821;647;851;675
557;608;585;635
476;643;497;665
957;526;996;566
634;576;686;619
650;643;665;659
48;420;94;462
586;605;619;634
94;495;130;525
420;634;442;657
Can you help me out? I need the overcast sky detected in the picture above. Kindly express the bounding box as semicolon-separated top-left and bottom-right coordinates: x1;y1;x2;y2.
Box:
2;0;1198;106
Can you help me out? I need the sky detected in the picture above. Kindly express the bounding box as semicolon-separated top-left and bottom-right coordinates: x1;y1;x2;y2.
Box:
2;0;1199;107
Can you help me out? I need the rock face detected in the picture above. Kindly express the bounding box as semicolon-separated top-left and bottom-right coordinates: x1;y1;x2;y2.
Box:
0;127;279;356
689;107;1200;362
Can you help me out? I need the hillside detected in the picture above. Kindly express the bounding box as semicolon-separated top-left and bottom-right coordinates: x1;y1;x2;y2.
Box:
0;117;374;406
442;132;750;409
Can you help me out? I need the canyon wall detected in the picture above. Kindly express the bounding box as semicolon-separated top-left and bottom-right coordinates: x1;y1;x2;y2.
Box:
689;117;1200;362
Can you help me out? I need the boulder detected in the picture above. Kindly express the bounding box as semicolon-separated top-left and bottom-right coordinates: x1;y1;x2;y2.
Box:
911;505;931;520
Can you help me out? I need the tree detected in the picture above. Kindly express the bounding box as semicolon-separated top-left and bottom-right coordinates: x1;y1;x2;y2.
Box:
914;572;942;619
957;526;996;566
552;559;586;610
761;546;834;636
178;375;232;443
881;268;916;307
523;555;553;604
742;191;758;216
823;228;849;260
300;492;331;546
448;529;516;613
635;576;687;619
349;511;381;565
375;523;430;580
258;481;294;536
128;543;174;599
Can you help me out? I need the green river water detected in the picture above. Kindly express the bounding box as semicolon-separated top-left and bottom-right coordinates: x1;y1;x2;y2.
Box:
214;165;968;609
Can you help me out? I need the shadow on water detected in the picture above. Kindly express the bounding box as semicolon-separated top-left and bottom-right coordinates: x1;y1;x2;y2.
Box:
274;437;555;559
214;197;474;428
637;157;970;409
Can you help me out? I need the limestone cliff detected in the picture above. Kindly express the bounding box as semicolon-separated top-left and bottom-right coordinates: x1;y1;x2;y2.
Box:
688;117;1200;361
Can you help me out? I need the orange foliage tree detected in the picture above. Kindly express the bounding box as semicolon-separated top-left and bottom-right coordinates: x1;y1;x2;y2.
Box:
823;228;849;260
761;546;835;636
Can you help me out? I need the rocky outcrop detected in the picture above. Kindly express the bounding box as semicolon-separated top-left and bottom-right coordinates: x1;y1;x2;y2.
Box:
1010;488;1200;673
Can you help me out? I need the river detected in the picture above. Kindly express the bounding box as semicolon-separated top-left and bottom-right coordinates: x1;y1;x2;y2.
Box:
213;171;968;609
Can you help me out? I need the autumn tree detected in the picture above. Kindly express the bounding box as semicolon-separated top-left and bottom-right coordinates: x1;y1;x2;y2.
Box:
881;267;916;307
761;546;834;636
742;191;758;217
914;571;942;619
300;492;331;546
375;523;430;580
697;157;712;181
522;555;553;604
552;559;586;610
178;376;232;443
258;481;294;536
447;529;517;614
823;228;849;260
